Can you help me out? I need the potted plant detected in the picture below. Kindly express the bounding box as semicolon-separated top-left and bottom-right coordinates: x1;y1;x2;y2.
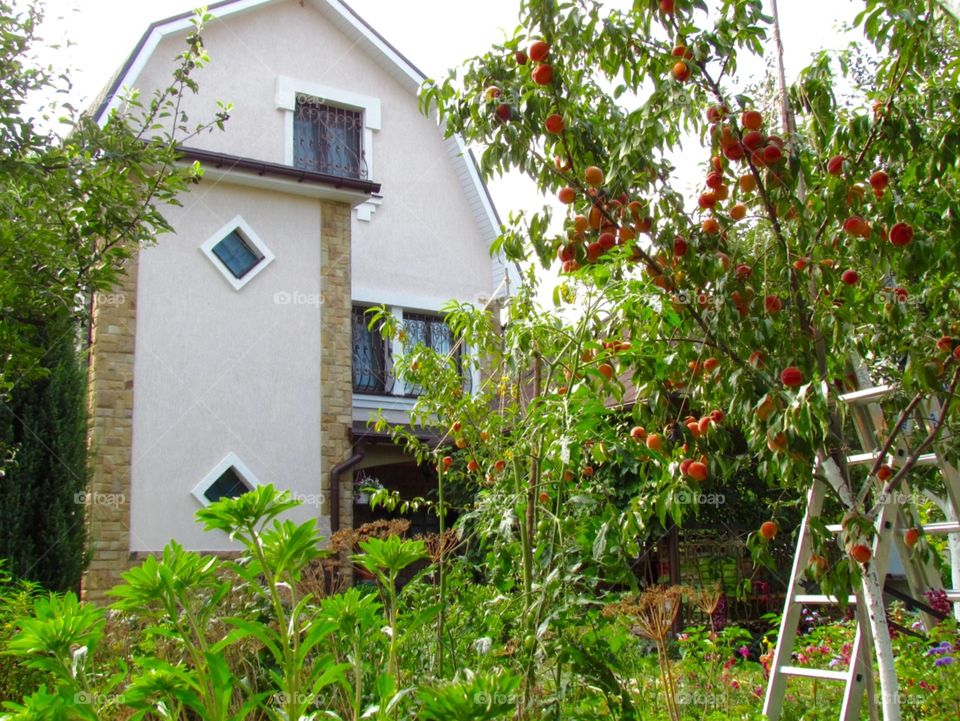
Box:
353;473;384;505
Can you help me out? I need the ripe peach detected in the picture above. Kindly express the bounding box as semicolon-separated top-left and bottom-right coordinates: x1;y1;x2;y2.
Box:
742;130;765;151
646;433;664;452
741;110;763;130
889;222;913;247
687;461;708;482
545;114;565;134
706;105;727;123
904;527;920;550
739;174;757;192
869;170;889;192
558;187;576;204
848;543;872;564
702;217;720;234
767;432;787;453
671;61;692;82
827;154;845;175
763;144;783;164
841;269;859;286
723;143;745;161
759;521;778;540
698;191;718;209
584;166;605;187
730;203;747;221
532;64;554;85
529;40;549;62
630;426;647;440
673;236;688;257
780;366;803;388
441;455;454;468
843;216;871;238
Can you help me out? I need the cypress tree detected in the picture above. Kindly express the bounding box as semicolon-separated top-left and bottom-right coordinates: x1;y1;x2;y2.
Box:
0;314;89;591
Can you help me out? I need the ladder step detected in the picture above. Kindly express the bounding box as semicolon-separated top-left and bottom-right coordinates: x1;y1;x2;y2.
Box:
793;593;857;606
843;451;937;469
920;522;960;535
779;666;850;682
839;384;897;405
846;452;879;466
794;594;858;605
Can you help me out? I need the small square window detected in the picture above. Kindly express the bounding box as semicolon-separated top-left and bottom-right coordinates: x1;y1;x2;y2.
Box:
200;216;275;291
204;467;249;503
211;230;261;279
191;452;261;507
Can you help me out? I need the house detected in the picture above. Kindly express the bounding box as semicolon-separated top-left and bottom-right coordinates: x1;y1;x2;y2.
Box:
83;0;509;601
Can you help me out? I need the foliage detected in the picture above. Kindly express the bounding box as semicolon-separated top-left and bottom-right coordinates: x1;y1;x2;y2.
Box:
0;562;47;703
0;313;88;591
0;0;229;481
390;0;960;715
0;0;229;592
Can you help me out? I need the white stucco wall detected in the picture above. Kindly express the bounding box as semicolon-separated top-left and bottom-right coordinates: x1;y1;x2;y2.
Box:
123;0;496;550
132;0;494;309
129;183;325;551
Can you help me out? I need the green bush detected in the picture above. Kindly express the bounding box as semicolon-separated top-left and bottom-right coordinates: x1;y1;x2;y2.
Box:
0;561;48;703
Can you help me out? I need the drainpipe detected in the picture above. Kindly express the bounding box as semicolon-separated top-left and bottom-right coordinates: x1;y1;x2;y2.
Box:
330;442;364;534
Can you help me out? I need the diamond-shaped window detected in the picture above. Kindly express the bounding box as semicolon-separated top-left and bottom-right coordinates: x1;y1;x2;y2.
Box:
191;453;259;507
200;216;274;290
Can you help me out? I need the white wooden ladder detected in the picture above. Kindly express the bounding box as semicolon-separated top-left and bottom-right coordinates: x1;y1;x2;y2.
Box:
762;366;960;721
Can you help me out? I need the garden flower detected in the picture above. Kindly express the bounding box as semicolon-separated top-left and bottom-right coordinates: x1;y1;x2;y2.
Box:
927;642;953;656
934;656;954;667
739;645;750;658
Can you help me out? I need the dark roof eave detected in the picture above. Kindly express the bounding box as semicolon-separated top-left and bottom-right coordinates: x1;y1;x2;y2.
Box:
351;420;440;445
177;146;381;194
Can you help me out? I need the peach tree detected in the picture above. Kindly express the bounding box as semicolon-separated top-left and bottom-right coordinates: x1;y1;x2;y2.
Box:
372;1;960;718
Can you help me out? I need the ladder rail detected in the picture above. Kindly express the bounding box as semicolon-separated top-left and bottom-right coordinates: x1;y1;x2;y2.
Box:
763;355;960;721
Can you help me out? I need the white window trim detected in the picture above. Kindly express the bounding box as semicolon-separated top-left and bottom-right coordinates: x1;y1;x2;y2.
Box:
276;76;381;176
200;215;275;291
191;452;262;507
276;76;381;222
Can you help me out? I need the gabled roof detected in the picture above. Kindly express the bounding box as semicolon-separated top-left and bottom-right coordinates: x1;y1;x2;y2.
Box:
95;0;513;297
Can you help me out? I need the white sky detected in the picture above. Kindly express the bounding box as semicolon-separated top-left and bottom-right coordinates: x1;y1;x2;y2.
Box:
34;0;866;284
